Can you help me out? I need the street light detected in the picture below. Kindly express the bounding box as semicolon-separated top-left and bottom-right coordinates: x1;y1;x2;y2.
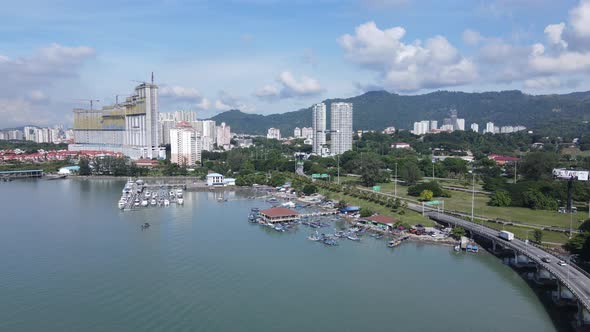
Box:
394;162;398;198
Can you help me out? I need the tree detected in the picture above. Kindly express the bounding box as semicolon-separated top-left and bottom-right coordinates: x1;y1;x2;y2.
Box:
489;190;512;207
79;158;91;175
419;190;434;201
268;172;287;187
522;188;558;210
302;184;318;196
533;229;543;244
360;207;373;217
451;227;466;238
519;152;558;181
400;161;423;185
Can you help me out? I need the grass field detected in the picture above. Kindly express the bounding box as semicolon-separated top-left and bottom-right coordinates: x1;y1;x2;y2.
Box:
319;189;434;227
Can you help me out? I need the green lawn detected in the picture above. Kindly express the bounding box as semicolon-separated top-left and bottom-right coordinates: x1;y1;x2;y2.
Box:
319;189;434;227
476;220;570;245
373;182;586;229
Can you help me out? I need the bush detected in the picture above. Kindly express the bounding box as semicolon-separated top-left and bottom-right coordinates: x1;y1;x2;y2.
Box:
419;190;434;201
408;181;444;197
302;184;318;196
360;207;373;217
489;190;511;207
522;188;558;210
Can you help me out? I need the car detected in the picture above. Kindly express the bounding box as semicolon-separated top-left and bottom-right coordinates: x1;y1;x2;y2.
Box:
557;260;567;266
541;257;552;263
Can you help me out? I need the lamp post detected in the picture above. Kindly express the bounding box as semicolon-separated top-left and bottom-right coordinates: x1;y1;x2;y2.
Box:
394;162;398;198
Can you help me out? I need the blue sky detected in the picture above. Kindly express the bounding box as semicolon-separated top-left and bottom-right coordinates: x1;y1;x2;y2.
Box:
0;0;589;127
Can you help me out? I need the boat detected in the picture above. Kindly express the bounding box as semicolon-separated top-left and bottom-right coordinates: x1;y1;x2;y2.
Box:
323;238;339;246
387;240;401;248
145;191;151;198
177;198;184;205
134;201;140;207
454;245;461;252
150;199;157;206
274;224;285;232
347;235;360;241
141;222;150;230
141;200;149;207
176;189;183;197
164;199;170;206
282;201;296;208
118;200;126;209
308;232;322;241
169;191;175;198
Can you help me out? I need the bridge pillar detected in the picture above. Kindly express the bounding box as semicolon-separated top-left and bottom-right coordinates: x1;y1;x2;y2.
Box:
577;302;590;326
492;240;497;252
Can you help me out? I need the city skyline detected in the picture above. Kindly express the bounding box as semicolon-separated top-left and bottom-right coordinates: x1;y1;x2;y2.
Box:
1;0;589;128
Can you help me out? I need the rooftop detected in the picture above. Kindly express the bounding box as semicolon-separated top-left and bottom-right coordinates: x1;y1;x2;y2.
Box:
365;214;396;225
260;207;299;217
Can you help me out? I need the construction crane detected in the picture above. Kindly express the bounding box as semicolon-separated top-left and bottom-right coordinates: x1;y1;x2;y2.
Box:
131;72;155;85
73;99;100;110
115;94;129;107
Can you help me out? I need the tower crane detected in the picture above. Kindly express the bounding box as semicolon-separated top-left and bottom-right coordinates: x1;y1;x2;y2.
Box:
73;99;100;110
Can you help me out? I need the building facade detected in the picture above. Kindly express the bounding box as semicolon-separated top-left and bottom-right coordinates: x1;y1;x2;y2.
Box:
312;103;326;155
267;128;281;140
471;123;479;133
71;81;161;159
330;102;353;155
170;126;202;166
216;122;231;148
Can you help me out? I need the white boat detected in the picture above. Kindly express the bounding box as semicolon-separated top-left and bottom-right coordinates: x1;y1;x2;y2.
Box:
169;191;175;198
145;191;151;198
177;198;184;205
118;201;126;209
141;200;149;207
134;201;140;207
282;201;296;208
164;199;170;206
150;199;157;206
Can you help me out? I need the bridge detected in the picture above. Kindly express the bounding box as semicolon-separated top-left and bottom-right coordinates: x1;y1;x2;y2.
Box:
417;204;590;321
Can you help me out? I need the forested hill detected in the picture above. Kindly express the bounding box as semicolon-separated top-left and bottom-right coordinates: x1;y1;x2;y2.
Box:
209;90;590;135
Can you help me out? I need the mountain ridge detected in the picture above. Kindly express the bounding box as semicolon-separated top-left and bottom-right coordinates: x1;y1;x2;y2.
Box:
210;89;590;135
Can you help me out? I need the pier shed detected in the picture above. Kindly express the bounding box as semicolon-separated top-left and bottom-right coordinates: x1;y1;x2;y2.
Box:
259;207;300;223
362;214;396;230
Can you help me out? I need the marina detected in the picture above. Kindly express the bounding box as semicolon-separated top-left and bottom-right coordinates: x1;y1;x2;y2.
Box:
118;178;186;211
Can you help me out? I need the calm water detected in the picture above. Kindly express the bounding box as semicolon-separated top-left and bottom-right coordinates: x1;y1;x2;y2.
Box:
0;179;563;331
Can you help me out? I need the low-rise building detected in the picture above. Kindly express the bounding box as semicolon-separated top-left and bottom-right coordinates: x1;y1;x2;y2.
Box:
259;207;300;223
206;172;224;186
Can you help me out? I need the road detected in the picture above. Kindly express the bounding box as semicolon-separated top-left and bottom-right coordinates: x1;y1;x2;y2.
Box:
416;204;590;311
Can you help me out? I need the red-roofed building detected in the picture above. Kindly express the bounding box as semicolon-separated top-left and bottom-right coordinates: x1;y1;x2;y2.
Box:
259;207;300;223
488;154;520;166
135;159;159;168
362;214;397;230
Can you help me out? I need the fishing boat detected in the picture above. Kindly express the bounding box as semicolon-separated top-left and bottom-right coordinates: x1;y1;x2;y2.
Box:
282;201;296;208
118;200;126;209
323;238;339;246
308;232;322;241
454;245;461;252
347;234;360;241
164;199;170;206
387;240;401;248
177;198;184;205
274;224;285;232
141;222;150;230
150;199;157;206
145;191;151;198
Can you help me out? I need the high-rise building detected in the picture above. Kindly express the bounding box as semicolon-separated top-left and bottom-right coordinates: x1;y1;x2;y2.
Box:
267;128;281;140
7;130;23;140
158;120;175;145
23;126;36;141
216;122;231;148
170;125;202;166
485;122;495;134
301;127;314;139
312;103;326;155
294;127;301;138
412;120;430;135
430;121;438;130
71;80;161;159
456;119;465;131
470;123;479;133
330;102;353;155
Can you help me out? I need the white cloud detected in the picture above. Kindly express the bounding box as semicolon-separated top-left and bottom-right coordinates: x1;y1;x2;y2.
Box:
338;21;478;91
544;22;568;48
160;85;202;100
255;71;324;100
463;29;483;46
524;77;562;89
214;90;256;113
255;85;280;98
529;51;590;73
196;98;211;110
570;0;590;38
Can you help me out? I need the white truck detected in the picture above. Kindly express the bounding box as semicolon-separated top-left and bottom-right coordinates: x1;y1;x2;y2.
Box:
498;230;514;241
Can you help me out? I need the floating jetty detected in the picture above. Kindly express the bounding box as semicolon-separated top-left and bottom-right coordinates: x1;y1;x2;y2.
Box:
118;178;186;211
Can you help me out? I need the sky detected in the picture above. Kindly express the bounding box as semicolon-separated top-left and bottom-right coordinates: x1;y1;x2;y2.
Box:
1;0;589;127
